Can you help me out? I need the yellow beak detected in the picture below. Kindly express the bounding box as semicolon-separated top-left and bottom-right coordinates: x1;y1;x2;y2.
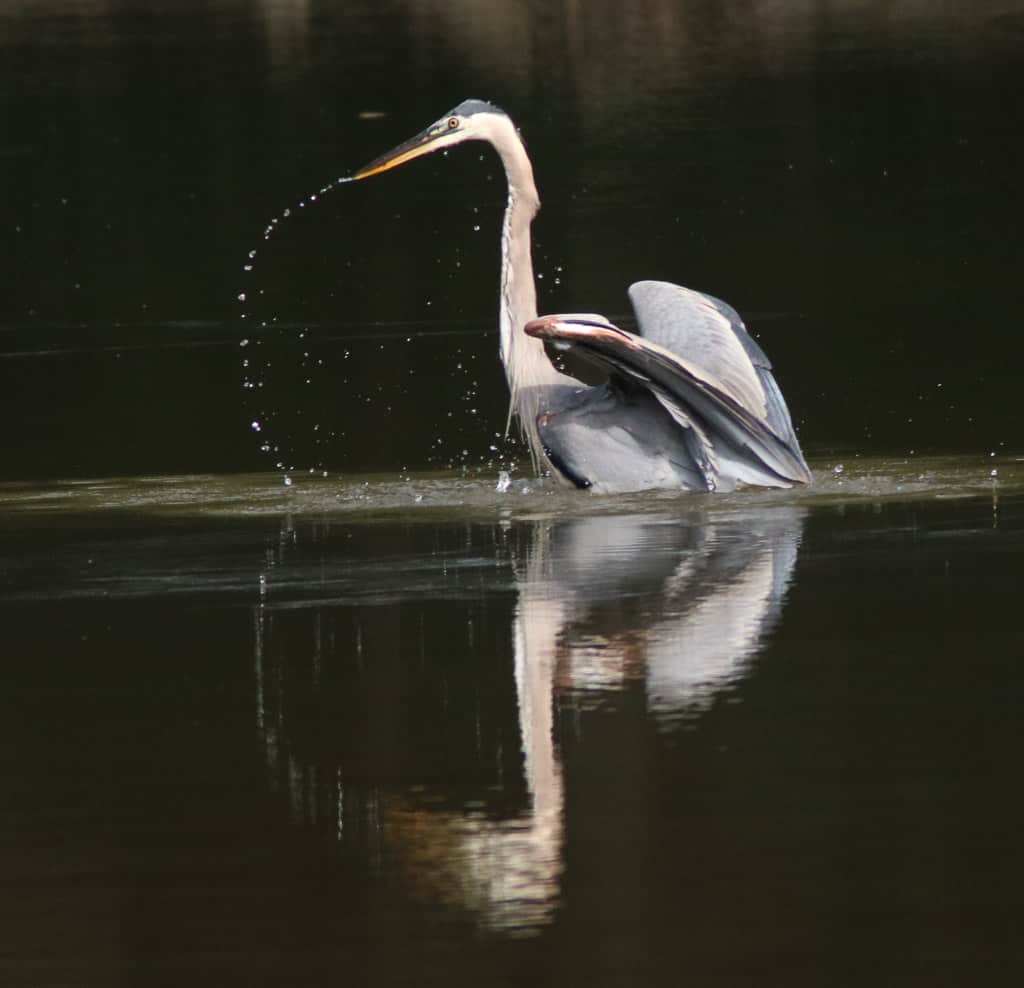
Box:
353;123;452;180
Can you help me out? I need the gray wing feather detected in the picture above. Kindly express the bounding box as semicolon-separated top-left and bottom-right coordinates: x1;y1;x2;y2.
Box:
628;281;767;421
628;279;802;453
630;279;763;361
592;337;809;485
535;302;811;485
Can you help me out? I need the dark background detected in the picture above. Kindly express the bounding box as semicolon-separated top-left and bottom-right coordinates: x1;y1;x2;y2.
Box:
2;0;1022;479
3;7;1024;984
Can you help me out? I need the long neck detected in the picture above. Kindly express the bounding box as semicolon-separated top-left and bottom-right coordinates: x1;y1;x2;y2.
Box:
489;119;572;470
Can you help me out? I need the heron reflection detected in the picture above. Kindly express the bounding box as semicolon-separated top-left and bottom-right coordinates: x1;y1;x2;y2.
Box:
253;505;804;932
354;101;811;493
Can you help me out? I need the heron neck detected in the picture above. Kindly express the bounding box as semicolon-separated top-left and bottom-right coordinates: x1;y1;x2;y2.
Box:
497;152;571;469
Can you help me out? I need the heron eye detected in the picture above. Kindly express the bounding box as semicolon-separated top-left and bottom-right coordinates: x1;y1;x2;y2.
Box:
447;117;459;129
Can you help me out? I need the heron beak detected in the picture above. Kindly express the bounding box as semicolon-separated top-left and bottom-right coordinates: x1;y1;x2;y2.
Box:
353;123;451;180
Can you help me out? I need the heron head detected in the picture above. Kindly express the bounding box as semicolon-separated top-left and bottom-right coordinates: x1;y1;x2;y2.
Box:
353;100;508;180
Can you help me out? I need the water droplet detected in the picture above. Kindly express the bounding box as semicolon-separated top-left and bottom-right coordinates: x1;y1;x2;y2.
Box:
833;464;844;475
495;470;511;493
283;475;293;487
237;292;247;302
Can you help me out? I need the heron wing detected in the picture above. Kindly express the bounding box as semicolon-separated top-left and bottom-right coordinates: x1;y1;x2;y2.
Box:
627;280;799;446
530;310;812;486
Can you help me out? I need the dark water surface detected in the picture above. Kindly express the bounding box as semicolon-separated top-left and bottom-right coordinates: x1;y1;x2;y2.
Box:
3;460;1024;985
3;2;1024;985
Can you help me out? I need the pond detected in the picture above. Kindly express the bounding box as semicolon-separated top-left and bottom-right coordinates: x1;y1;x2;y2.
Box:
3;1;1024;985
3;459;1023;984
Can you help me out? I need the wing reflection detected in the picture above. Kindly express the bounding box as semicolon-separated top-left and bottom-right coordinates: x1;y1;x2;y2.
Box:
534;509;805;723
253;505;804;934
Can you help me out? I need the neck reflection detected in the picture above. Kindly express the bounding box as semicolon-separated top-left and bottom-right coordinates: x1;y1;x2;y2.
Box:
252;503;805;934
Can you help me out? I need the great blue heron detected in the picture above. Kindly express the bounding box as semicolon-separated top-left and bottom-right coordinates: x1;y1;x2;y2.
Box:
354;99;811;493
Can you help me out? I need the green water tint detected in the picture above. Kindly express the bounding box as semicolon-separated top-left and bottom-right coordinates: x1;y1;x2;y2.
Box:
4;451;1021;958
0;455;1016;521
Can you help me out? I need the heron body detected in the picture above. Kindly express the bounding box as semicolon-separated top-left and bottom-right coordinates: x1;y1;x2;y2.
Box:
354;100;811;493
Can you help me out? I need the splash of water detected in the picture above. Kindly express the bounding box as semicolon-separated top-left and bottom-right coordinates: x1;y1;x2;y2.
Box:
237;175;358;481
235;171;520;486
